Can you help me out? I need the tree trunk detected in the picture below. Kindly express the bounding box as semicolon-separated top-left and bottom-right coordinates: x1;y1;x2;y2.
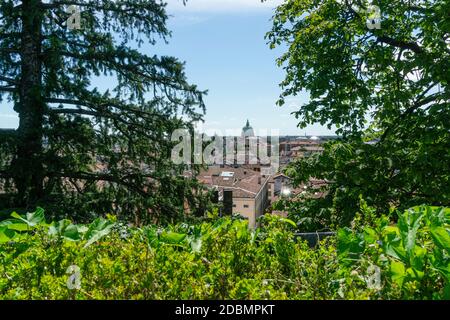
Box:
12;0;44;208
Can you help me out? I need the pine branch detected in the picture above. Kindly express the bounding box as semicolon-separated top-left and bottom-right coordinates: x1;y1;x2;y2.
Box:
0;75;19;85
47;108;99;117
51;171;155;196
45;97;170;120
58;50;197;94
46;102;169;140
0;48;20;54
0;170;12;178
0;86;17;92
0;32;21;39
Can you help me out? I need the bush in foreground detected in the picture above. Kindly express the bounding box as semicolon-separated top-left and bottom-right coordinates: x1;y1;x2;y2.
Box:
0;206;448;300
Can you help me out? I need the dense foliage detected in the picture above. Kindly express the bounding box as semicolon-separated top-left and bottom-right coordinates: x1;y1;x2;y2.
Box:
0;0;208;223
0;206;448;300
267;0;450;227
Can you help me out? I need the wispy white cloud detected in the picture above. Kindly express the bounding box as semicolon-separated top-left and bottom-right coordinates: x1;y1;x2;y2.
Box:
165;0;284;13
169;13;211;26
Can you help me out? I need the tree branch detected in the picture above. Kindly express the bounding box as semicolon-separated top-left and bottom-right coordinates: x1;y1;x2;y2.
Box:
0;86;17;93
344;3;425;55
45;97;169;120
376;36;424;55
0;32;21;40
47;108;99;117
45;98;92;108
0;170;13;178
58;50;195;94
380;92;446;141
45;101;165;139
51;171;155;197
0;75;19;85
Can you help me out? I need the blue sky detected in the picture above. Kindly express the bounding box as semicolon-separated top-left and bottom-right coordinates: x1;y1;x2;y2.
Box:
0;0;336;136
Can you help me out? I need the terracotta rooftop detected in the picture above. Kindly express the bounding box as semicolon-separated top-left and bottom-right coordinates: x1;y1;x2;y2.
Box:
291;146;324;152
280;140;321;146
198;167;269;199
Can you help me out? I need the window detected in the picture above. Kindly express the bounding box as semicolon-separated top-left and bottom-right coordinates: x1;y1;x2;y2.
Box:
243;205;249;208
221;171;234;177
233;204;236;208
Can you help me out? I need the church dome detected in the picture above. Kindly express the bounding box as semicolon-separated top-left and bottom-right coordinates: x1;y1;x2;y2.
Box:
242;119;254;137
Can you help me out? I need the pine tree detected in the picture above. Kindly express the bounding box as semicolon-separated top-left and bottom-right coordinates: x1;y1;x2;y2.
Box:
0;0;208;223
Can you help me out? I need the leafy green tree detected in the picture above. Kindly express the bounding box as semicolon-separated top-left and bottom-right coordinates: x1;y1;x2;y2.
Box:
267;0;450;228
0;0;209;223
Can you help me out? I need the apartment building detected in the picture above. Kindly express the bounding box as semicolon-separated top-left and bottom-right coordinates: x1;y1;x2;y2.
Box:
197;167;269;228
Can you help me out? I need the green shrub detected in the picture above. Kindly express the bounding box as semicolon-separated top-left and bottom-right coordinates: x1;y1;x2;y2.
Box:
0;206;448;300
337;206;450;299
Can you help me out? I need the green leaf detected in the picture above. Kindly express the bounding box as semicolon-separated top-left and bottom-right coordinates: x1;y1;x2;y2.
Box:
406;267;424;281
83;218;115;248
77;225;89;234
11;207;46;227
160;231;187;245
398;209;424;257
443;283;450;300
64;224;82;241
363;226;377;244
427;207;448;227
0;219;29;232
382;226;408;262
27;207;45;226
430;226;450;254
337;228;364;265
0;226;15;244
280;218;297;228
11;212;26;222
144;227;160;247
411;246;427;273
383;226;400;235
48;220;82;241
390;261;406;287
384;241;408;262
48;219;72;236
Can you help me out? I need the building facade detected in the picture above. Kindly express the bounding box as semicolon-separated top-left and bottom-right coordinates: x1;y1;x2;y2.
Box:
198;167;269;228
